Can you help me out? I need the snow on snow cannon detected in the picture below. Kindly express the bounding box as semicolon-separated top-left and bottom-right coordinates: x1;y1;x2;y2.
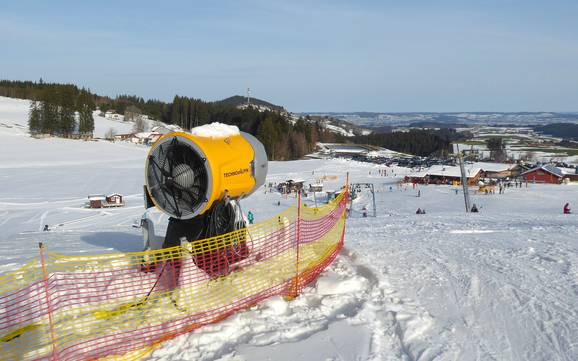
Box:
144;123;267;276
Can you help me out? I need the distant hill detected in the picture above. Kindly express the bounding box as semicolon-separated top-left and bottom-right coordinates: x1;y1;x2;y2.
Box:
409;121;469;129
216;96;285;112
534;123;578;141
311;111;578;128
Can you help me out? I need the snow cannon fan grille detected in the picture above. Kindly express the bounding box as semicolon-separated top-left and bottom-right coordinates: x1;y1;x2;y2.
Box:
146;136;209;219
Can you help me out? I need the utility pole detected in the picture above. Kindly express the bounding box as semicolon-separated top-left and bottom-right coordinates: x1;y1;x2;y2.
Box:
457;145;471;213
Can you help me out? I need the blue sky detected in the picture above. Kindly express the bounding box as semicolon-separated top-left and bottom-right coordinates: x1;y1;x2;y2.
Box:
1;0;577;112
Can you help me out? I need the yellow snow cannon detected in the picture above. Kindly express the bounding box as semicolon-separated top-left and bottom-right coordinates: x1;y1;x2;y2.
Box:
145;129;268;220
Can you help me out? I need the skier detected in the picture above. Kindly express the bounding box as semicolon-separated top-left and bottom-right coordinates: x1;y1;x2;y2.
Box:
247;211;255;224
416;208;422;214
563;203;571;214
43;224;49;232
471;203;479;213
417;190;421;197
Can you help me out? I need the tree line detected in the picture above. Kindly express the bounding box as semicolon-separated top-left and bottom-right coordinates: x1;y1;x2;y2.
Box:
2;79;463;159
534;123;578;141
28;86;94;136
1;79;340;160
351;128;467;157
166;96;343;158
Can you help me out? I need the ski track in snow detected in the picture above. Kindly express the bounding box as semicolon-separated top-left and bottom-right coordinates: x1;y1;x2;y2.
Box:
1;96;578;360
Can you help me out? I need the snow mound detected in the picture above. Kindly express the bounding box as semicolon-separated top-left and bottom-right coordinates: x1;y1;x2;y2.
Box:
190;122;240;138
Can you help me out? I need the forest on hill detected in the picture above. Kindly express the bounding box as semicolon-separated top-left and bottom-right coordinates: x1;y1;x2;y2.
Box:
352;128;469;157
0;80;340;160
534;123;578;141
216;95;285;112
1;80;461;159
0;80;96;136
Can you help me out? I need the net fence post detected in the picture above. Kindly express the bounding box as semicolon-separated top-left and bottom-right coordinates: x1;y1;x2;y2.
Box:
342;174;349;245
39;242;59;361
294;190;301;298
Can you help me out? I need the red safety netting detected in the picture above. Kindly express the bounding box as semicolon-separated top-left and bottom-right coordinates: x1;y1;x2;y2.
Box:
0;190;348;361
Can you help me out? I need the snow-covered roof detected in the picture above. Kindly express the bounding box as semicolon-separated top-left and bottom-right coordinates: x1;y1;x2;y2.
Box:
88;194;106;200
473;162;515;172
333;147;366;154
415;165;482;178
559;167;578;175
521;164;563;177
319;143;369;154
366;149;408;158
323;123;355;137
133;132;162;139
190;122;240;138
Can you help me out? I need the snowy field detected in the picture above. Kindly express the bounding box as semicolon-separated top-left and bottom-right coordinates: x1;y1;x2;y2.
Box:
1;97;578;360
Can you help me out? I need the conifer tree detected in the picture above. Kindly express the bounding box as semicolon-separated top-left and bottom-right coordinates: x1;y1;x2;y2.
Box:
40;89;56;134
79;106;94;136
28;100;42;134
257;115;280;160
58;91;76;136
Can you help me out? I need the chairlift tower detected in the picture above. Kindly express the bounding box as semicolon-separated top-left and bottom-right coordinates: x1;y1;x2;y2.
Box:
457;146;472;213
349;183;376;217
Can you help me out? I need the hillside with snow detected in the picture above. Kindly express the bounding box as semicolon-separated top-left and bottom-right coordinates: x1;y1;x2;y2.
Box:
0;96;577;360
0;96;142;139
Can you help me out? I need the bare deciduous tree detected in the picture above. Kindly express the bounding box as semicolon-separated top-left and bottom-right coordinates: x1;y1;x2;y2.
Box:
104;127;117;140
132;117;147;133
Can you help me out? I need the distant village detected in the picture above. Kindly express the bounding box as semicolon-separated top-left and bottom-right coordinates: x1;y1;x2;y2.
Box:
311;142;578;186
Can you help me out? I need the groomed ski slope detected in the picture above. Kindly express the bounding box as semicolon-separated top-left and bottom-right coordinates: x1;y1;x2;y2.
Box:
0;96;577;360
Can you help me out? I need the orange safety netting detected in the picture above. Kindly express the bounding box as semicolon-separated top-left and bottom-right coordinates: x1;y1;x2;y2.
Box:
0;190;348;361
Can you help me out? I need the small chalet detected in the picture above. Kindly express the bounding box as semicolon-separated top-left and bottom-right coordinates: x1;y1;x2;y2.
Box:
130;132;163;145
309;183;323;192
522;165;578;184
87;193;124;208
521;165;563;184
559;167;578;182
114;133;134;141
88;194;106;208
106;194;123;205
477;162;516;179
104;110;123;121
277;179;305;194
409;165;482;185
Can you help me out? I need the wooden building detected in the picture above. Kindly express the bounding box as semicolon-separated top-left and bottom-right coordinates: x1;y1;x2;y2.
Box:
277;179;305;194
106;194;123;206
521;165;563;184
409;165;482;186
87;194;125;208
88;194;106;208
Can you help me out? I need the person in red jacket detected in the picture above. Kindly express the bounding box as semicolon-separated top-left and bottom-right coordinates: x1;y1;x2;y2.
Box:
563;203;571;214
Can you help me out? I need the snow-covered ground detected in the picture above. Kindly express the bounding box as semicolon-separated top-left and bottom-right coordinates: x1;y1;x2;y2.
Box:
1;97;578;360
0;96;138;139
